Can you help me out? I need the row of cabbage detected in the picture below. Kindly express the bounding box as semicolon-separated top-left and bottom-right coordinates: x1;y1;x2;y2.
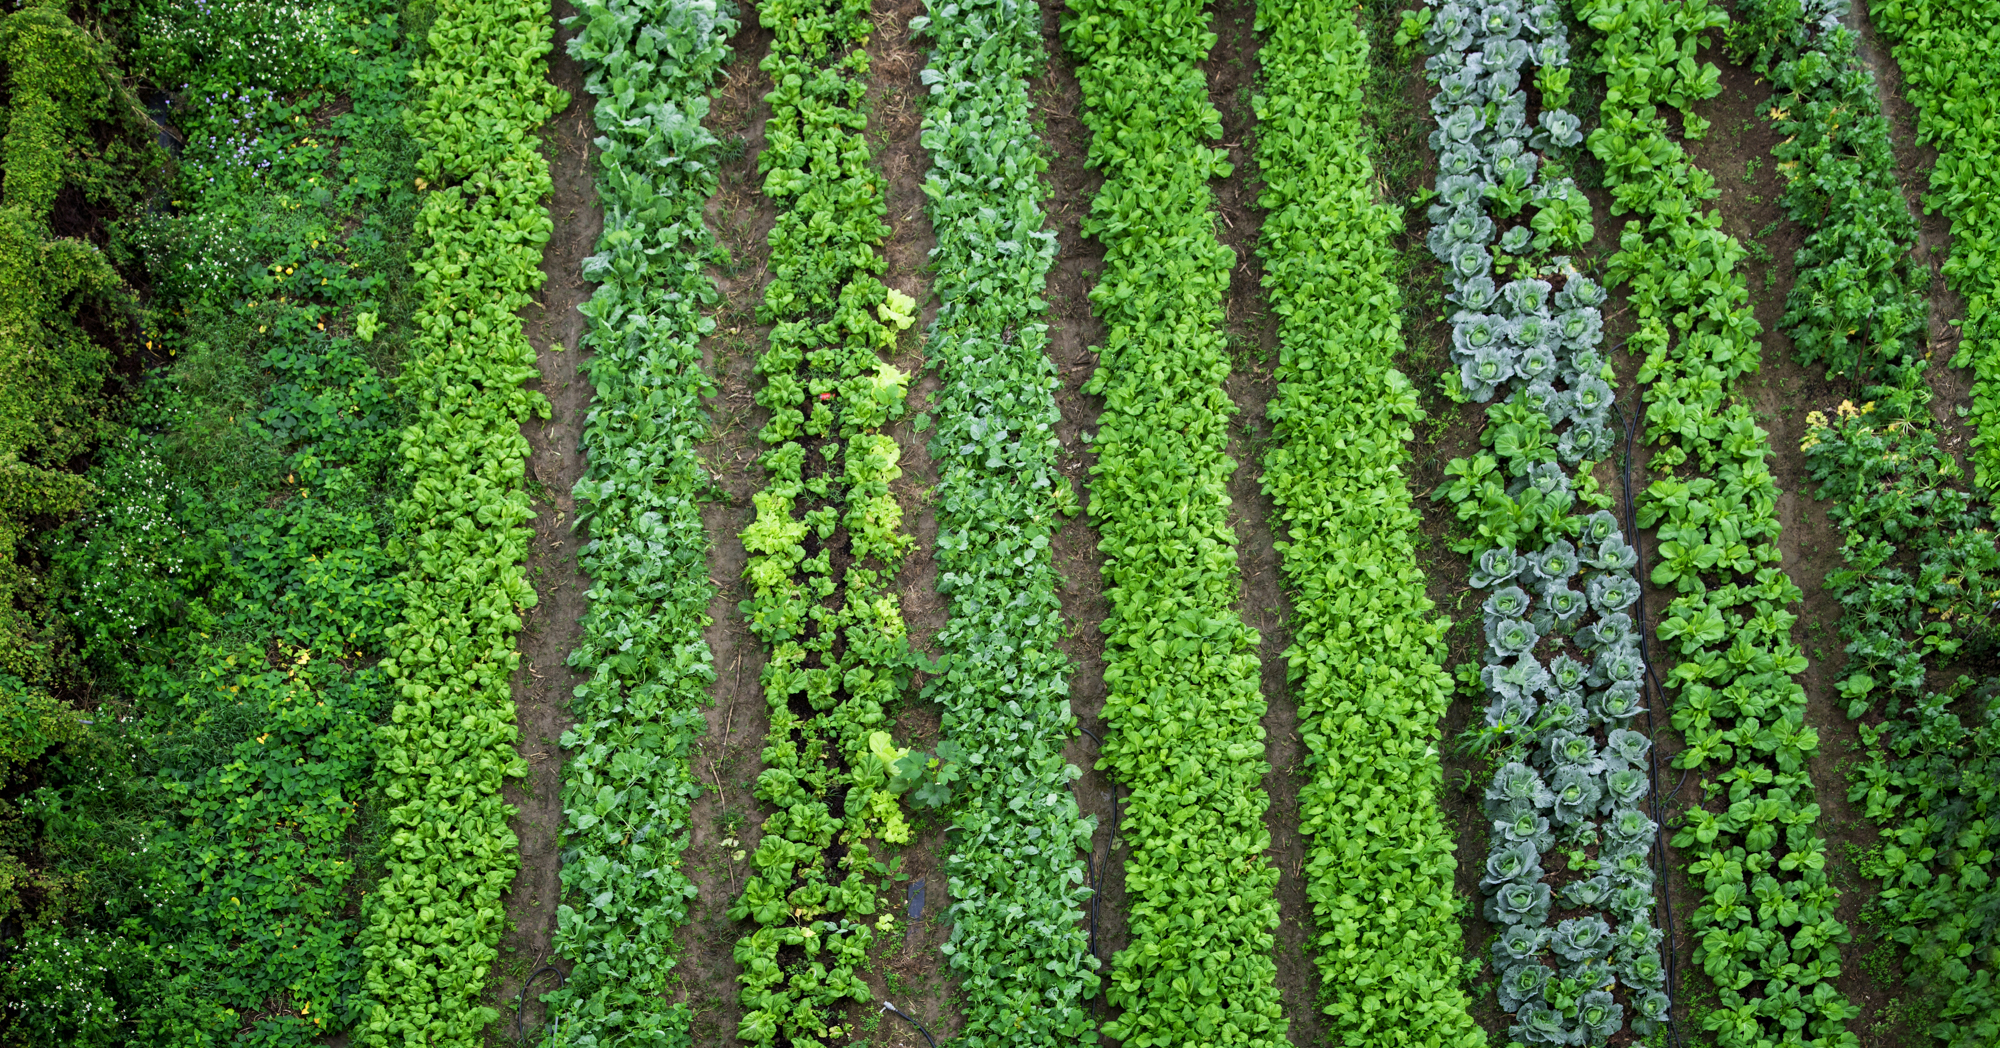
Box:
1254;2;1486;1045
1414;1;1669;1043
361;0;567;1042
1873;0;2000;490
910;0;1101;1042
1579;2;1859;1046
729;0;925;1042
544;0;736;1043
1737;2;2000;1040
1060;0;1287;1041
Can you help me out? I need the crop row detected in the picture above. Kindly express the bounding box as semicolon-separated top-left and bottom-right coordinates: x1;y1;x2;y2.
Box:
1874;0;2000;489
362;0;567;1042
1416;0;1672;1041
911;0;1100;1042
1251;3;1484;1045
1732;0;1924;381
1582;1;1859;1046
545;0;736;1042
730;0;926;1042
1801;382;2000;1048
1062;0;1285;1042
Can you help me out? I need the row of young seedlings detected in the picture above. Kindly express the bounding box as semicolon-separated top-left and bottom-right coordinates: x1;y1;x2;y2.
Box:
362;0;567;1042
1579;0;1859;1045
730;0;933;1042
1747;2;2000;1042
547;0;737;1042
1251;1;1486;1043
1416;1;1670;1043
911;0;1101;1041
1060;0;1287;1041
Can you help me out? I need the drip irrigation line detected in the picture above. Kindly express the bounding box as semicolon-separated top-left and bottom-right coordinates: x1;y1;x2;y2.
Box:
1613;397;1684;1048
881;1000;938;1047
513;965;565;1045
1073;720;1118;1015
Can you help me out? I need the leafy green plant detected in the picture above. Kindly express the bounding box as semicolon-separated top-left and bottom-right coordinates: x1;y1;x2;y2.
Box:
1062;0;1285;1042
360;0;568;1042
1802;381;2000;1048
1580;1;1859;1045
911;0;1099;1040
1254;3;1488;1045
1728;0;1925;381
1873;0;2000;490
542;0;736;1042
728;0;927;1042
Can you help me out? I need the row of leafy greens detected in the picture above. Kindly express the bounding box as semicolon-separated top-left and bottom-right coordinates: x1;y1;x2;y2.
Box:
1060;0;1285;1042
1580;1;1860;1045
362;0;568;1040
1872;0;2000;491
729;0;936;1043
1734;1;2000;1041
542;0;737;1043
909;0;1100;1042
1254;2;1486;1045
1413;0;1671;1042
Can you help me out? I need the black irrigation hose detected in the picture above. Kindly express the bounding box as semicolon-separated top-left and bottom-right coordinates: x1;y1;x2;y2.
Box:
881;1000;939;1047
514;965;565;1045
1614;397;1686;1048
1073;721;1118;1016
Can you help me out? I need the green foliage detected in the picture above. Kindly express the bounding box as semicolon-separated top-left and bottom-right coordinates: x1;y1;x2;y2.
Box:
357;0;565;1042
911;0;1099;1041
1874;0;2000;490
541;0;736;1043
1731;3;1926;380
1802;379;2000;1048
1582;1;1859;1045
0;923;230;1046
730;0;923;1043
1062;0;1284;1042
1256;3;1484;1044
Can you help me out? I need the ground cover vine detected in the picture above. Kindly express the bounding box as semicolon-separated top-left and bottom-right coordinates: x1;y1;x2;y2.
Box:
910;0;1099;1042
1061;0;1284;1041
361;0;567;1041
1580;1;1858;1044
541;0;736;1043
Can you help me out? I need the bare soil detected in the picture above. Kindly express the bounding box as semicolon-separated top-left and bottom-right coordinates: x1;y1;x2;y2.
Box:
1030;0;1127;1031
484;4;601;1040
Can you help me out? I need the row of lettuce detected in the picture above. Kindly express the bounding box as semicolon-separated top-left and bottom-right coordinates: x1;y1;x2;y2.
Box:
727;0;929;1042
1255;1;1488;1045
1416;0;1673;1041
1059;0;1288;1041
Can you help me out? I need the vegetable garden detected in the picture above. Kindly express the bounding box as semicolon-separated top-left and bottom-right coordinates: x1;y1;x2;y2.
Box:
1;0;1996;1045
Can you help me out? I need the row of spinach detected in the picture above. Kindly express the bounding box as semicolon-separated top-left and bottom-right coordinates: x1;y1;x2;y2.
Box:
911;0;1101;1041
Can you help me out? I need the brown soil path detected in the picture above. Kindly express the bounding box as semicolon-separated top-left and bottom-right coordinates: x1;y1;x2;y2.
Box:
486;1;599;1037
